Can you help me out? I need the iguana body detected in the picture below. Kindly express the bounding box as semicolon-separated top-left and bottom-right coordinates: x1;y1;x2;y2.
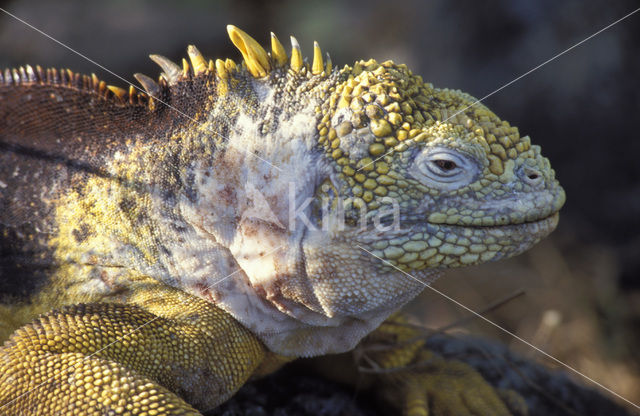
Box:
0;26;565;415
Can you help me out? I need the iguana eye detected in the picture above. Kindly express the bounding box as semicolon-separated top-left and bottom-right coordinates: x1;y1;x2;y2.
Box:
431;158;459;175
410;147;478;190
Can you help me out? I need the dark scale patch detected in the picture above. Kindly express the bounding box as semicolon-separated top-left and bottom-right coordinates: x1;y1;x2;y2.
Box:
183;169;199;203
135;211;150;226
118;197;138;214
158;244;172;258
153;148;197;207
215;123;231;148
160;187;177;206
71;223;90;243
0;223;55;302
171;223;189;234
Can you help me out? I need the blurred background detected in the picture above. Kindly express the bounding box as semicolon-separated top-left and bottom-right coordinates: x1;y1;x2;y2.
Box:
1;0;639;411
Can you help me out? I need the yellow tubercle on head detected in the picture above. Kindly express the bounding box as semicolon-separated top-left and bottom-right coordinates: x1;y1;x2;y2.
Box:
317;59;542;185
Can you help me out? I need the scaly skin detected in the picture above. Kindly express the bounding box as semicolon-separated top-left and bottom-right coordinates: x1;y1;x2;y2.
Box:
0;25;565;415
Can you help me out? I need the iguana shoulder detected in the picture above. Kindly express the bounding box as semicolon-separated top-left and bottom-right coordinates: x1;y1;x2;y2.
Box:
0;25;566;415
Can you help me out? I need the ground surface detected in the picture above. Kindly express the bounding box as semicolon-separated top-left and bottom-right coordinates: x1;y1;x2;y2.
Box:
210;335;633;416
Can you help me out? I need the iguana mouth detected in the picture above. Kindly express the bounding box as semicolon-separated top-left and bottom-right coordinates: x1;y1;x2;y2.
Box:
371;210;559;230
518;211;560;226
420;212;561;236
356;212;560;270
429;211;561;229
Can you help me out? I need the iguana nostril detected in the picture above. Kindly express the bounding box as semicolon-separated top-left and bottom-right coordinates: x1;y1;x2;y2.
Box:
521;166;543;185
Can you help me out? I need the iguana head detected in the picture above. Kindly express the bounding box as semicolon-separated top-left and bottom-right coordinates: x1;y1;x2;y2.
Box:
298;53;565;322
313;58;565;268
127;26;565;354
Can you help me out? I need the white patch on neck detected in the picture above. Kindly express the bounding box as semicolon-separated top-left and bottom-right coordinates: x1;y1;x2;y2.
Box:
164;79;435;356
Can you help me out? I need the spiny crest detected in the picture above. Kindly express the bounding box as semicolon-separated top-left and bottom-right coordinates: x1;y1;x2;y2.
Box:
145;25;332;85
225;25;332;77
0;64;154;107
1;26;332;113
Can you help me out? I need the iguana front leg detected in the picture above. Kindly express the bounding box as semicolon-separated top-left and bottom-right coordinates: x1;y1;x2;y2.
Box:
0;285;266;415
356;314;527;416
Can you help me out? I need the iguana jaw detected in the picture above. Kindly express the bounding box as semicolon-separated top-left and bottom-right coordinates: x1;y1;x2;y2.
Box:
351;189;563;271
358;211;560;270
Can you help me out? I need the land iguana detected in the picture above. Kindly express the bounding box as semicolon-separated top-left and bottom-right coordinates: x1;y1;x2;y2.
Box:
0;25;566;415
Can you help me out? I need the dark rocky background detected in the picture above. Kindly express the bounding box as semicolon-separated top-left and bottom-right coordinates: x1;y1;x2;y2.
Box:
1;0;638;413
